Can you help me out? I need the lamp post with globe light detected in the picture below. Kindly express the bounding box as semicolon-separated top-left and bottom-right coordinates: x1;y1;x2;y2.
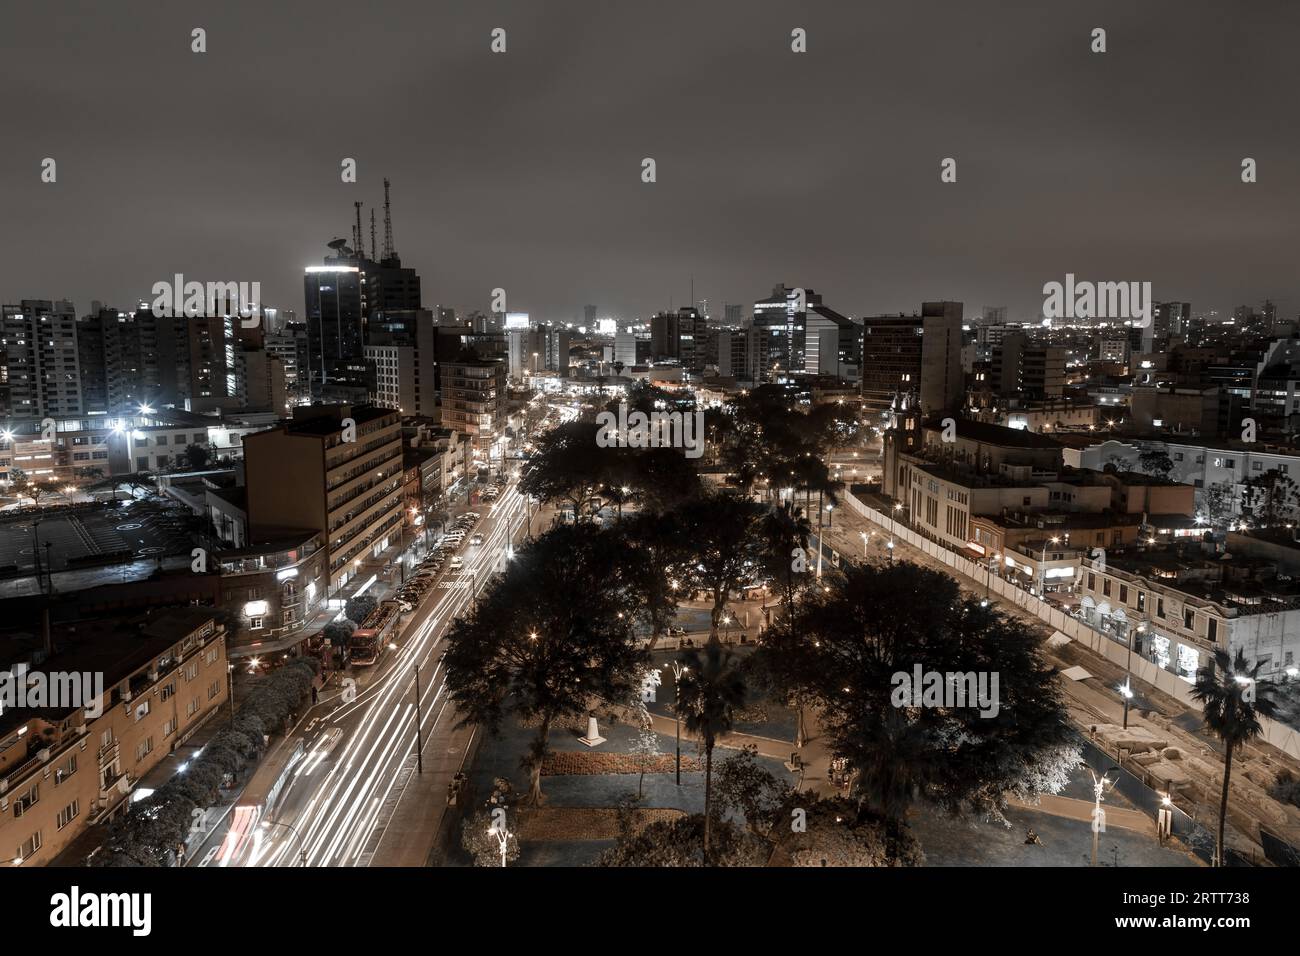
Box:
662;659;689;784
1090;767;1120;866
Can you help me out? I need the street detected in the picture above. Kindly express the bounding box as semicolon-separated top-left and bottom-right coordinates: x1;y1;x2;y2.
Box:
190;479;532;867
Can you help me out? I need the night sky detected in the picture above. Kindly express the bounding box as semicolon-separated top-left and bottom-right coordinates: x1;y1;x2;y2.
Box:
4;0;1299;324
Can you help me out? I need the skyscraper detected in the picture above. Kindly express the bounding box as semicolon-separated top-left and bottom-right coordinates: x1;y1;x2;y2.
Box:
304;257;366;397
650;307;703;370
304;181;421;399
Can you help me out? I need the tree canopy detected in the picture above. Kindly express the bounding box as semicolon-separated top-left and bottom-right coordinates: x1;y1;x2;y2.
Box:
441;523;648;802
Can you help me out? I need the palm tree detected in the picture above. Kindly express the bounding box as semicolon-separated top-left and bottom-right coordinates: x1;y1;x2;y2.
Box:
759;501;811;615
676;642;746;863
1190;648;1278;866
757;502;813;748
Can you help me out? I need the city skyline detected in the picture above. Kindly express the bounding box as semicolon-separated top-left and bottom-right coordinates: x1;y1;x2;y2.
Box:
3;0;1300;903
4;1;1300;323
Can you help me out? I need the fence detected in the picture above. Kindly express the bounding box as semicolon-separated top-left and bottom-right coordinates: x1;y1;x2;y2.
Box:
840;490;1300;765
1075;733;1253;866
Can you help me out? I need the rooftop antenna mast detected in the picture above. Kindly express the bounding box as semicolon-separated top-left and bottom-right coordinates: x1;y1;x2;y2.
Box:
369;209;377;261
353;202;364;259
382;177;396;261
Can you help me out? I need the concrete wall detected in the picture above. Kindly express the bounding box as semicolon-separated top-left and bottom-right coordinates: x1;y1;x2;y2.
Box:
842;490;1300;764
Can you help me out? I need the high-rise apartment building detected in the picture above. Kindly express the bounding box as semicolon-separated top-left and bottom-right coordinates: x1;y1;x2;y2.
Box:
132;306;190;407
614;330;638;368
76;307;131;414
265;328;310;405
439;358;506;451
2;300;83;419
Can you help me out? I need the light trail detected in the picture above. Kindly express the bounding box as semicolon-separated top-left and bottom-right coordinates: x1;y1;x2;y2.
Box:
243;481;527;867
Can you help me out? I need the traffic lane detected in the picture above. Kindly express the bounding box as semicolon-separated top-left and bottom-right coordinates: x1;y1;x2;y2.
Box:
276;486;526;865
197;484;525;866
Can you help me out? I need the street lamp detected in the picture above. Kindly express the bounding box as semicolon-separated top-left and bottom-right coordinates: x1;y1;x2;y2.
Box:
1089;767;1120;867
226;663;236;727
1038;536;1061;596
489;821;512;867
663;660;689;785
859;530;870;556
259;819;308;866
1121;620;1145;729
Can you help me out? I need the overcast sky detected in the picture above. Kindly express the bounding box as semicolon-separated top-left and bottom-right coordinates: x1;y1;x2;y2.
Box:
4;0;1300;325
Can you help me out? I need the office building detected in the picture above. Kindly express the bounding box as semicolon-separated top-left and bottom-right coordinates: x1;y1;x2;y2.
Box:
860;301;964;418
650;307;703;370
990;332;1067;400
243;405;404;591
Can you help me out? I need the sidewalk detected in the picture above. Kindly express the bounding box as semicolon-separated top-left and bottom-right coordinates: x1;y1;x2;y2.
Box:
369;717;478;866
643;710;836;798
1009;793;1151;834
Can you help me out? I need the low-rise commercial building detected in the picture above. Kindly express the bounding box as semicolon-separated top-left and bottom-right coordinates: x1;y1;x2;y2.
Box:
1075;546;1300;684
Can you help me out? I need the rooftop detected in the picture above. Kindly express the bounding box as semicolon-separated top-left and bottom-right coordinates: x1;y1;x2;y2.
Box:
923;417;1063;450
0;608;221;734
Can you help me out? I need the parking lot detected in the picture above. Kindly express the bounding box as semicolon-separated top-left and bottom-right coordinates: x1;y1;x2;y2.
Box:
0;501;193;572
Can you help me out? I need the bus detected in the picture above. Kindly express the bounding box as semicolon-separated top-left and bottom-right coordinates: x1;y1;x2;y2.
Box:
349;602;400;666
216;736;306;867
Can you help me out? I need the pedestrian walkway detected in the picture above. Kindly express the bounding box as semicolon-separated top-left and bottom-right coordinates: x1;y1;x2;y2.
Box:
643;711;836;798
369;715;478;866
1009;793;1151;834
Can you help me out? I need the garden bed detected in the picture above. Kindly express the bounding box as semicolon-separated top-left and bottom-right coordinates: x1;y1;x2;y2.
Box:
541;751;702;775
